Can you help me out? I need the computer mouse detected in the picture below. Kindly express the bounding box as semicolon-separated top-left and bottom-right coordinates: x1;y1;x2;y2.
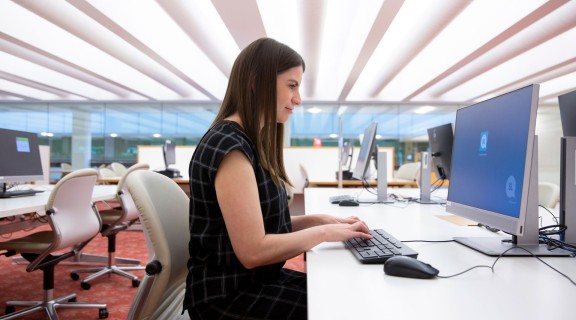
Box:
338;200;359;207
383;256;439;279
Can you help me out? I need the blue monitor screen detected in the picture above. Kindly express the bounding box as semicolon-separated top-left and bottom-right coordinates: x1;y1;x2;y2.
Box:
448;86;535;219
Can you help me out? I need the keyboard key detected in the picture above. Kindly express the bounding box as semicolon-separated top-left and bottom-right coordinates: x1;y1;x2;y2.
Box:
343;228;418;264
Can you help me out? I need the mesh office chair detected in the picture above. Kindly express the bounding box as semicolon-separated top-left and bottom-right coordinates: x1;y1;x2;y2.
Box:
0;169;108;319
125;171;190;320
70;163;149;290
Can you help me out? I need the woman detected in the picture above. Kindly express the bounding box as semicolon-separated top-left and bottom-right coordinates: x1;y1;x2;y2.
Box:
185;38;372;319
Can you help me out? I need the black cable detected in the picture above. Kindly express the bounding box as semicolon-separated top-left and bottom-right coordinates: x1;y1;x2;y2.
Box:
538;205;559;225
437;246;576;286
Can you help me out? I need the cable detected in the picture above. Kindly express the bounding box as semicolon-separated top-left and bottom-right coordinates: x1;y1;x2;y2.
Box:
403;240;576;285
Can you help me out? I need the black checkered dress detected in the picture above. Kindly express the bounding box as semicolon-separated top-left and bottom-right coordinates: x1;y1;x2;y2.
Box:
184;120;307;319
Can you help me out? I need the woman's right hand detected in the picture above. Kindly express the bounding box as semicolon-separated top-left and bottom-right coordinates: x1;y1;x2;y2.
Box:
322;220;372;242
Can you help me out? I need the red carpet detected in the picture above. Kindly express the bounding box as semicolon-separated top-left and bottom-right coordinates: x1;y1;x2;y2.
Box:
0;227;305;319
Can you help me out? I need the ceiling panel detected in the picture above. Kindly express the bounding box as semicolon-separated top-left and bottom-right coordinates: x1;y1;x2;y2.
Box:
0;0;574;105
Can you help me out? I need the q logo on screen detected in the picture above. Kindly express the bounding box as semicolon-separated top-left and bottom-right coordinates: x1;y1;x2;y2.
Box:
506;176;516;199
479;131;488;153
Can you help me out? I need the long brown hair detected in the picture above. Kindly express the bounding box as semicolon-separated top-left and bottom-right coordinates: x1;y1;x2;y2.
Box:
213;38;305;186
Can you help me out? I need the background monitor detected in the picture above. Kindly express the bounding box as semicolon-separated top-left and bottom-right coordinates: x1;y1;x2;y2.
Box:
446;84;569;256
558;89;576;244
0;128;44;184
162;139;176;168
340;140;353;171
559;89;576;137
352;122;377;181
427;123;453;180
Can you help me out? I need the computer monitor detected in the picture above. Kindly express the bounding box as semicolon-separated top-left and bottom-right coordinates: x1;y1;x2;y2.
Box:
559;89;576;136
446;84;570;257
558;89;576;244
352;122;377;181
340;141;353;171
427;123;453;180
0;128;44;196
162;139;176;169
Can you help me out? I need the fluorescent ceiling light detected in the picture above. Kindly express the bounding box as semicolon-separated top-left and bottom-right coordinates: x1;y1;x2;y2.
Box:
414;106;435;114
307;107;322;114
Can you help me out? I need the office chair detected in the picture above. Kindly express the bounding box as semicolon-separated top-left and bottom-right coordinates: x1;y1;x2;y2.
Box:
538;182;560;208
98;167;119;179
395;162;421;182
125;171;190;320
0;169;108;319
110;162;128;176
70;163;150;290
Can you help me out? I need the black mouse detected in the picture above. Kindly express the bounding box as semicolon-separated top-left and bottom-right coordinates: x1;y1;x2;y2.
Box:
338;200;359;206
383;256;439;279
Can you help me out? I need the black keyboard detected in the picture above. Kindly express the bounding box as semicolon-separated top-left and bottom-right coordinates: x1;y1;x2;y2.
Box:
344;229;418;264
0;189;44;198
329;194;354;204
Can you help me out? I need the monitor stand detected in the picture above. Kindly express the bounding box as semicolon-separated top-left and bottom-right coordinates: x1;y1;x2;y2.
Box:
415;152;444;204
454;137;572;257
357;151;395;204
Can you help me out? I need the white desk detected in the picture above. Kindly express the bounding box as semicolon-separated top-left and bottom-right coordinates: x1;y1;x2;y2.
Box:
0;185;117;233
305;188;576;320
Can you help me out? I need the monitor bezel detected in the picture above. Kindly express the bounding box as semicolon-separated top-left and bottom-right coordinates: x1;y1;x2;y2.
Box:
446;85;539;237
162;139;176;168
352;122;377;181
0;128;44;184
427;123;453;181
559;89;576;137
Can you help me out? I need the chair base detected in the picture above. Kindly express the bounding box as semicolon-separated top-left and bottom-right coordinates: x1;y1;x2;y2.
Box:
13;252;141;266
2;293;108;320
71;265;144;290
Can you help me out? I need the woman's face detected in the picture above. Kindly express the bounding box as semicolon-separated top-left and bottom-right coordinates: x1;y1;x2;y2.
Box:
276;66;303;123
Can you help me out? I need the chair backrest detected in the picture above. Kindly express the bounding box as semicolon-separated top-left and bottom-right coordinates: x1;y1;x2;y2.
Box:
116;163;150;223
33;169;101;271
60;162;72;171
395;162;421;181
538;182;560;208
99;167;119;179
110;162;128;176
126;171;190;320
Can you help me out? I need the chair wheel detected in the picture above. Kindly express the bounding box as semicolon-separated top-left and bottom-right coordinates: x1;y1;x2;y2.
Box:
81;282;91;290
99;308;109;319
5;306;15;315
132;279;140;287
70;272;80;281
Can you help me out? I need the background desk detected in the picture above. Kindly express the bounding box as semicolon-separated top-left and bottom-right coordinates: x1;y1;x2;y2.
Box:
309;179;417;187
0;185;117;235
305;188;576;320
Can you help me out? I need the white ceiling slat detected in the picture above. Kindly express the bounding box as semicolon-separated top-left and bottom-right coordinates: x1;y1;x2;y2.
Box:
339;0;405;102
15;0;199;99
368;0;472;98
71;0;218;101
0;0;573;105
412;0;570;102
212;0;267;49
157;0;239;78
0;33;142;100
